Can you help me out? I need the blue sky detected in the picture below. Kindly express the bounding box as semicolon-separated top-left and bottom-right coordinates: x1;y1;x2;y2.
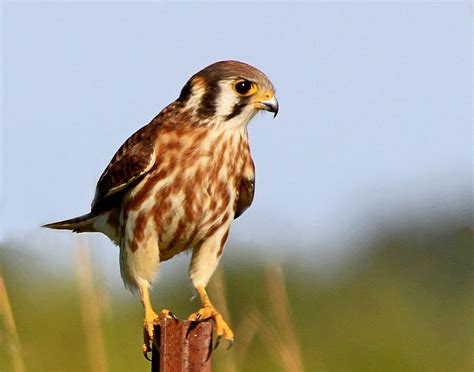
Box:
2;2;472;262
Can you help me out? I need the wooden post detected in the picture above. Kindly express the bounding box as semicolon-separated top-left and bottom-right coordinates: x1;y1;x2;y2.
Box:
151;318;213;372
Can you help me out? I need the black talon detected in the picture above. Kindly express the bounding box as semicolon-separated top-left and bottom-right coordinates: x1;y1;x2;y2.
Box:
169;311;178;320
195;313;202;321
213;335;222;350
226;339;234;350
143;350;152;362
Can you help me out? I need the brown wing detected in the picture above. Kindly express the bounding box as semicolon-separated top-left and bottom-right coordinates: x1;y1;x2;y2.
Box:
91;123;157;213
234;177;255;219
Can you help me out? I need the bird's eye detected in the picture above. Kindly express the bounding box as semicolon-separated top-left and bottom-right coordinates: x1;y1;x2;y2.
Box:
234;80;255;96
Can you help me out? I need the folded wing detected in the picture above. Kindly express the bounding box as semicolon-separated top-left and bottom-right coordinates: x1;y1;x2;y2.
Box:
92;124;157;213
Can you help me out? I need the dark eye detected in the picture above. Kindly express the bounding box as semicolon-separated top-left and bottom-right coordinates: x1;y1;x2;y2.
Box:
234;80;253;95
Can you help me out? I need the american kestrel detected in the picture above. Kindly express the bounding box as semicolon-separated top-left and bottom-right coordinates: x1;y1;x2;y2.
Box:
44;60;278;356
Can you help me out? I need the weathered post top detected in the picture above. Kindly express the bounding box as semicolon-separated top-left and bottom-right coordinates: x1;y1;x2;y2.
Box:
151;318;213;372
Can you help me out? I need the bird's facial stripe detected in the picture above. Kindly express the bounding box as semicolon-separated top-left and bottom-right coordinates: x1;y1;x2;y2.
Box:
213;80;244;118
179;77;206;102
226;96;251;120
178;81;192;102
181;76;207;114
197;81;221;118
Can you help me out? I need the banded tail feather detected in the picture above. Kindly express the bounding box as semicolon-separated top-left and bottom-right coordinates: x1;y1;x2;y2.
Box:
43;213;96;233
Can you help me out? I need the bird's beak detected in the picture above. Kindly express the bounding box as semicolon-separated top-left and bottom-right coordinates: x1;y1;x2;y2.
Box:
258;95;279;118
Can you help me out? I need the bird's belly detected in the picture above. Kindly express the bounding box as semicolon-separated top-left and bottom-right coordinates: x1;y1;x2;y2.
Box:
153;183;236;261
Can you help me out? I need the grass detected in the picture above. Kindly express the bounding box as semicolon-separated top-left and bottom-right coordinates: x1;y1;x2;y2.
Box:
74;243;108;372
0;273;25;372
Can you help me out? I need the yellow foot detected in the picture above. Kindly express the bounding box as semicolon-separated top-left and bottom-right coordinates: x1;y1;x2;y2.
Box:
143;309;177;359
188;305;234;348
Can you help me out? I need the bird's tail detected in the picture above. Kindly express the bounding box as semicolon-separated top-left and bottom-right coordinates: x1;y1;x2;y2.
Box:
42;213;97;233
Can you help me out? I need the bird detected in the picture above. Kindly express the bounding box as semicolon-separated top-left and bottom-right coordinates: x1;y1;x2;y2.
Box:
43;60;278;356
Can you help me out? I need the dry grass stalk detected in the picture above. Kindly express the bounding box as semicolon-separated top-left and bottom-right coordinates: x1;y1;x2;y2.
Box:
258;316;287;368
208;266;237;372
233;308;262;367
74;243;108;372
265;264;304;372
0;274;25;372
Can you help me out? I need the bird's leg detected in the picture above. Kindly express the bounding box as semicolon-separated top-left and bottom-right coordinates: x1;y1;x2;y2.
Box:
188;285;234;346
139;283;158;356
139;283;176;358
188;227;234;347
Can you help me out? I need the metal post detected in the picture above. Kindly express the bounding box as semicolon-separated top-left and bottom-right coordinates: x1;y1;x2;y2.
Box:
151;318;213;372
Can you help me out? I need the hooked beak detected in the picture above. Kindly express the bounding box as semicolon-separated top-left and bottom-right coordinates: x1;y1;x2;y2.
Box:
259;96;279;118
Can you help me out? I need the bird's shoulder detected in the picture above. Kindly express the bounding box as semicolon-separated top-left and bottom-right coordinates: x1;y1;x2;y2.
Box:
91;115;163;213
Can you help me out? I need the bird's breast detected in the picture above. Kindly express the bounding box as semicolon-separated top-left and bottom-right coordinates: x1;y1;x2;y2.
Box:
124;125;251;261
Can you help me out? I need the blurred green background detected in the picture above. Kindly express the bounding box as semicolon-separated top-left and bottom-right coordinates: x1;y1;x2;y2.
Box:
1;212;472;371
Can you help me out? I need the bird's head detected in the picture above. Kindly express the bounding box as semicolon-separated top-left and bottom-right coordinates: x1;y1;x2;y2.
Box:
177;60;278;126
